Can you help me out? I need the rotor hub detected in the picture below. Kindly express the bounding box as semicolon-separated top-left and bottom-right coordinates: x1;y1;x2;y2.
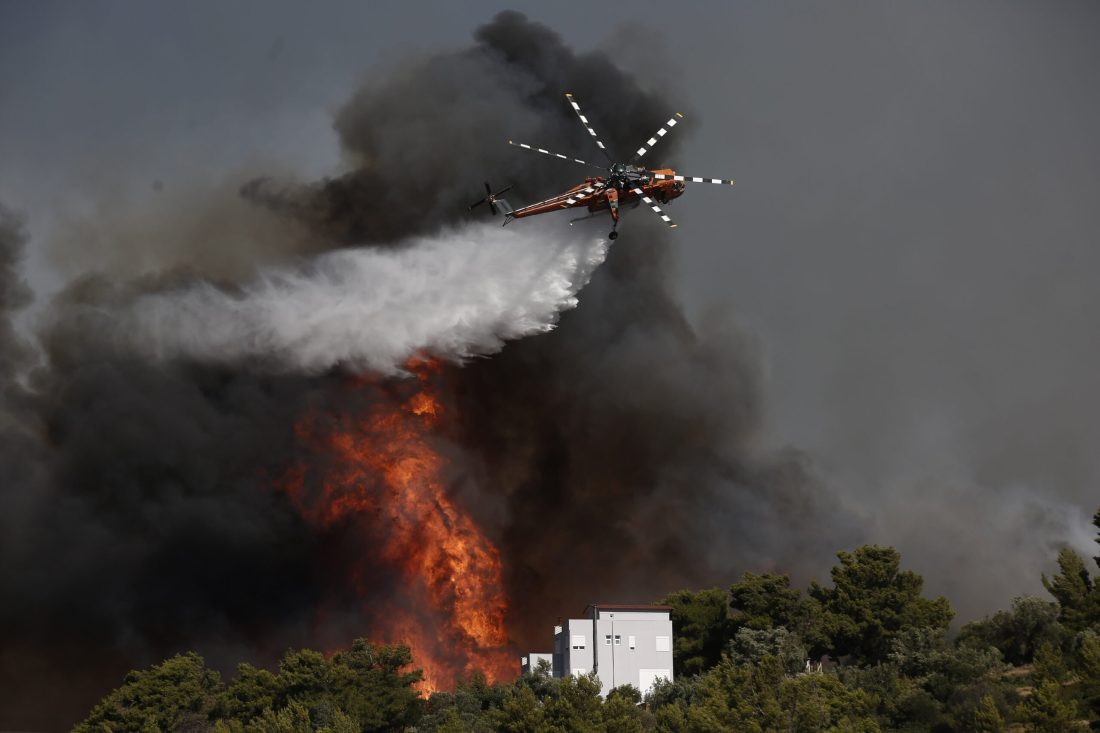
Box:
607;163;650;189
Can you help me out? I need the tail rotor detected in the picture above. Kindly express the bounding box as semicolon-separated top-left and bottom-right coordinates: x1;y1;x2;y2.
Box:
468;181;514;216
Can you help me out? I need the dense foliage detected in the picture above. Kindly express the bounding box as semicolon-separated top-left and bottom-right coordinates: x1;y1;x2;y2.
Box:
74;510;1100;732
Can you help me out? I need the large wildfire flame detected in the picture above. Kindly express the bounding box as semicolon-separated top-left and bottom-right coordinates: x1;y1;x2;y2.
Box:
280;362;515;691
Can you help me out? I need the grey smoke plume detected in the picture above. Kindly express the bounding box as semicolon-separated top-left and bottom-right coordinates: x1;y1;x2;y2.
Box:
0;205;34;378
864;480;1096;614
64;223;606;375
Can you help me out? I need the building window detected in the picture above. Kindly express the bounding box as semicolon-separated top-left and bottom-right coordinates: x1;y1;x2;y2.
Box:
628;635;636;649
604;634;612;646
614;635;622;645
571;635;586;650
656;635;670;653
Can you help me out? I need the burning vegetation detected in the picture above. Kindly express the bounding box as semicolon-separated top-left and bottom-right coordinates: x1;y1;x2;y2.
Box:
280;362;514;691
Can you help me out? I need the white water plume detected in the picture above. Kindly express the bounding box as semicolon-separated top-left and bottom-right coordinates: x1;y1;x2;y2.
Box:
114;223;608;374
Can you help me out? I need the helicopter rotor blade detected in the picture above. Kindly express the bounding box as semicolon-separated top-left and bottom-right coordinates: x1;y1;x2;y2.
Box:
650;173;736;186
630;112;684;164
565;93;615;163
631;187;678;229
562;181;606;207
484;181;493;195
507;141;606;171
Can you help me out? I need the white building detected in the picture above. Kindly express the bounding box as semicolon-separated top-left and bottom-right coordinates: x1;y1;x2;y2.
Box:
523;603;674;695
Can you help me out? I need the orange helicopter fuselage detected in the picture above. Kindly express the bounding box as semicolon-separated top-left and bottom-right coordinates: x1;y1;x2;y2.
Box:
508;169;685;221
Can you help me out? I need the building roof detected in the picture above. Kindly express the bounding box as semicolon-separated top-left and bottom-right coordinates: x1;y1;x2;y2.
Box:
584;603;673;614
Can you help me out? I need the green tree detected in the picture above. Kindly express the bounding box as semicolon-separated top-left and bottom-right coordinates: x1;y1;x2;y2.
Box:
324;708;360;733
955;693;1005;733
958;596;1067;665
275;648;333;710
728;626;807;675
1032;641;1070;683
490;684;549;733
73;652;223;733
416;704;492;733
648;674;728;733
689;655;785;731
233;701;357;733
241;701;313;733
418;674;504;732
645;675;702;711
217;639;420;732
1042;548;1096;632
601;686;646;733
776;673;880;733
729;571;829;657
1079;631;1100;679
1014;679;1080;732
541;673;604;733
1077;631;1100;721
326;640;423;732
838;663;913;729
652;655;880;733
888;626;1004;703
810;545;954;664
728;572;805;631
219;663;280;723
837;599;994;731
1094;507;1100;572
661;588;732;676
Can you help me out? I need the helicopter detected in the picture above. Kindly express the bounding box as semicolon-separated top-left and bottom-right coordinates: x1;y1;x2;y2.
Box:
468;92;735;240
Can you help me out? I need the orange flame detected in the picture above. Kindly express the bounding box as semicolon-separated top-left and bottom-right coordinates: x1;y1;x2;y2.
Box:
280;362;515;692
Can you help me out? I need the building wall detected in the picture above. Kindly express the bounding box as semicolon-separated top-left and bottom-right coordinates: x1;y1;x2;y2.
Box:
590;611;673;694
559;618;594;676
552;609;673;695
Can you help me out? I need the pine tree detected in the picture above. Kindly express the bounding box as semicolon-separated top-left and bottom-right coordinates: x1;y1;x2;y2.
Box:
1093;507;1100;572
661;588;733;675
1014;679;1080;732
1080;634;1100;680
72;653;223;733
1042;548;1095;631
809;545;954;664
959;694;1005;733
1078;633;1100;721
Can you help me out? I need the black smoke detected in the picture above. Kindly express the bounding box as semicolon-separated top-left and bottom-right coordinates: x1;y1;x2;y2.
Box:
0;12;852;730
242;12;676;246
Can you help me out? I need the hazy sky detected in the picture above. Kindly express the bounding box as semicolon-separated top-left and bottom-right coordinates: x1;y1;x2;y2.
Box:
3;1;1099;615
